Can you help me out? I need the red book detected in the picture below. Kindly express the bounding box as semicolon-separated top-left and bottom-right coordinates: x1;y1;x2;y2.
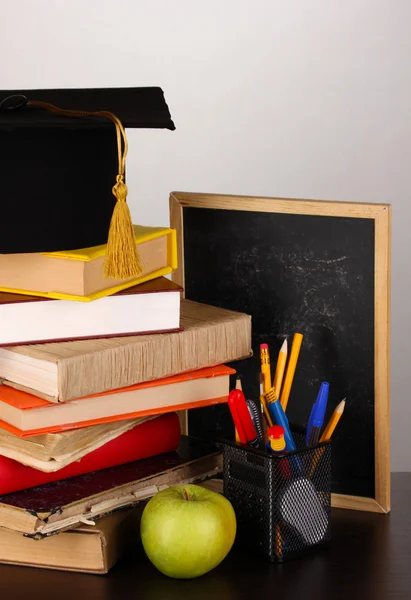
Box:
0;412;180;495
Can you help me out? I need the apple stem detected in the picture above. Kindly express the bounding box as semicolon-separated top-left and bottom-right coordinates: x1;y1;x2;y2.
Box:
183;488;190;501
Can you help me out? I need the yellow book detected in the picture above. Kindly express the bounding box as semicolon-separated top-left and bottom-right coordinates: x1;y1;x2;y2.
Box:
0;225;177;302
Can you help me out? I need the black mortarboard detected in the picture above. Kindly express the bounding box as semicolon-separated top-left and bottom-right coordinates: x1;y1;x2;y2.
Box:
0;87;175;279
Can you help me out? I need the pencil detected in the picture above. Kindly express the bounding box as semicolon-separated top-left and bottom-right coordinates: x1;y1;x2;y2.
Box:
258;372;273;434
310;399;346;478
280;333;303;411
275;523;283;559
273;339;288;397
260;343;272;393
320;399;346;442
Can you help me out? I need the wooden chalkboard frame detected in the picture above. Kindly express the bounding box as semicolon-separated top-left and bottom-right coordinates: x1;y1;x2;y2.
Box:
170;191;391;514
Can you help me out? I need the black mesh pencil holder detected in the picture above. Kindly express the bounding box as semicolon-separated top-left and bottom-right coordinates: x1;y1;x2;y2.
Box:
222;434;331;562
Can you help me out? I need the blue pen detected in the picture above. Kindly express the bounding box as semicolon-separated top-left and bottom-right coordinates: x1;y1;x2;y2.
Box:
306;400;316;446
264;387;296;452
306;382;329;446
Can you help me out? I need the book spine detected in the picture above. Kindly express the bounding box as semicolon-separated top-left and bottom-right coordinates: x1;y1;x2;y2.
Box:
0;412;180;495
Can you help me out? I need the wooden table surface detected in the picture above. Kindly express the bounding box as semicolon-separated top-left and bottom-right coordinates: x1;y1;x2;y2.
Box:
1;473;410;600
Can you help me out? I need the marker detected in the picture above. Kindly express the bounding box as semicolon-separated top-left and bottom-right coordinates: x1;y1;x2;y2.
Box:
227;389;259;447
260;343;272;393
306;382;329;447
273;339;288;397
264;387;297;452
267;425;286;454
320;399;346;442
280;333;303;411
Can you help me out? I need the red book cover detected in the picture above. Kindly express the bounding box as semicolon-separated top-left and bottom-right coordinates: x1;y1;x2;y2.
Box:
0;412;180;495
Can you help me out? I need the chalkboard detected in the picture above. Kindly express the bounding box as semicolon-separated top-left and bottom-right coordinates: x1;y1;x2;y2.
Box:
170;192;390;513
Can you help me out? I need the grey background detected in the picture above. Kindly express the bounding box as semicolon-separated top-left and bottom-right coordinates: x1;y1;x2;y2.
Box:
1;0;409;469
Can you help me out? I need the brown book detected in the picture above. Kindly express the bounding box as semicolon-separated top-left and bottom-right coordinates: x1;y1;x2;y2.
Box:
0;436;222;537
0;507;142;574
0;277;183;346
0;300;252;402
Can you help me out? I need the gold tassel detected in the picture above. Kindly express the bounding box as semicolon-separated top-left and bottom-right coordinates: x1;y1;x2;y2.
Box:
26;100;143;281
104;178;143;280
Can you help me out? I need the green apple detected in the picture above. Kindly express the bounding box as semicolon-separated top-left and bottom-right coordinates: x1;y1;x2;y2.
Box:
140;483;236;579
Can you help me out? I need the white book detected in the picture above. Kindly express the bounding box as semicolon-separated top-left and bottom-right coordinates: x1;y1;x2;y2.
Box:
0;277;182;346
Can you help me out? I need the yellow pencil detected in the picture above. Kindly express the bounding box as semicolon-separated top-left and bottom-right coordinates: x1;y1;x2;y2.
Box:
320;399;346;442
280;333;303;411
234;376;243;442
260;343;272;393
273;339;288;397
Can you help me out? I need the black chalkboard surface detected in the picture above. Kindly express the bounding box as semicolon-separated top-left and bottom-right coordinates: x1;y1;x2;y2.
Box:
171;192;391;513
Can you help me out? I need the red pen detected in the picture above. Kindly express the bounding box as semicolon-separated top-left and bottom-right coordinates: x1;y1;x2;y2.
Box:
227;389;259;447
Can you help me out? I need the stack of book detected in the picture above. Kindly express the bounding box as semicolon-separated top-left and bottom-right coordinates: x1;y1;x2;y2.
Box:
0;225;252;573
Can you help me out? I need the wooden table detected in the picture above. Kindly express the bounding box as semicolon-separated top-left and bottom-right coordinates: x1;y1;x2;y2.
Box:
2;473;410;600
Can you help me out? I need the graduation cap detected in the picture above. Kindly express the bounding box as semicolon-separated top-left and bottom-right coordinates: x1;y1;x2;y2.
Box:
0;87;175;280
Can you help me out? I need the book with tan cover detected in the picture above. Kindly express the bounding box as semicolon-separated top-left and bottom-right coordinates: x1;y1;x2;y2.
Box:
0;300;252;402
0;225;177;302
0;506;142;574
0;417;155;470
0;417;151;462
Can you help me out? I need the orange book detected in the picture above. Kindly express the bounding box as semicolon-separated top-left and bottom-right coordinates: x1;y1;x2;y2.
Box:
0;365;235;437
